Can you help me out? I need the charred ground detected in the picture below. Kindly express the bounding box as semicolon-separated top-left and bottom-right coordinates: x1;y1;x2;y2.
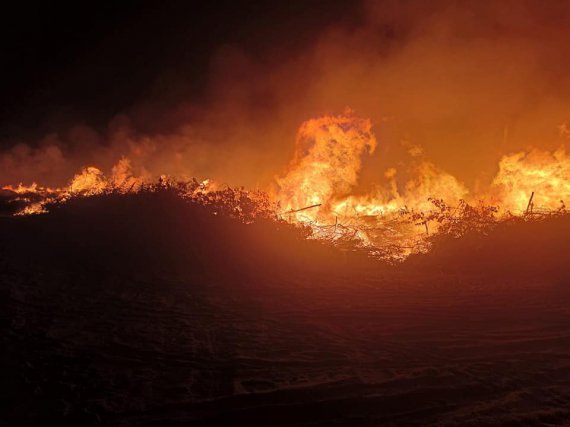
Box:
2;191;570;426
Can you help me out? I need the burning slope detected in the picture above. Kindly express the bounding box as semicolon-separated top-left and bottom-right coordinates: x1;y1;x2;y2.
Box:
2;111;570;259
2;160;145;215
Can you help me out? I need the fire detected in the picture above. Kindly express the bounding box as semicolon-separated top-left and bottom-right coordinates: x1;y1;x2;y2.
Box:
1;159;149;215
0;157;220;216
69;159;147;195
490;147;570;214
276;111;377;222
69;167;108;195
2;111;570;259
275;112;469;253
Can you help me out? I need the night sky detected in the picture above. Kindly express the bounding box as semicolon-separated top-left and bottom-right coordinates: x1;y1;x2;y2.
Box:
0;0;361;144
4;0;570;190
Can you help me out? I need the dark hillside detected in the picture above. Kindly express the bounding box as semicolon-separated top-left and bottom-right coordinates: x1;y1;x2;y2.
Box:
2;192;570;426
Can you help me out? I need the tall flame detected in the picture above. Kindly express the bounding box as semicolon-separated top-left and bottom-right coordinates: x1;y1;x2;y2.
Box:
276;111;377;221
275;112;469;252
491;147;570;213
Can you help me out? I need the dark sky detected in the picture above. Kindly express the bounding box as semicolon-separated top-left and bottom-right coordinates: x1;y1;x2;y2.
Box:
0;0;361;144
3;0;570;189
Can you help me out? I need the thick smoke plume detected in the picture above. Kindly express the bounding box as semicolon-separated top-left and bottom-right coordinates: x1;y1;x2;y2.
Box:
2;0;570;196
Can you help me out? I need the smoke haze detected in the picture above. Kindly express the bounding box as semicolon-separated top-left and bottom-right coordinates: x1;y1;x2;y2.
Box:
2;0;570;194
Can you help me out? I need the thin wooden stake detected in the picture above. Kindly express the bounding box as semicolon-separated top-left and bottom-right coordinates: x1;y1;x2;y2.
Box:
283;203;322;215
526;191;535;214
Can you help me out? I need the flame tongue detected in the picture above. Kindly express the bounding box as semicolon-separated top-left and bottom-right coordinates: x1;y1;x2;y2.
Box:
69;167;107;195
277;112;377;221
491;147;570;213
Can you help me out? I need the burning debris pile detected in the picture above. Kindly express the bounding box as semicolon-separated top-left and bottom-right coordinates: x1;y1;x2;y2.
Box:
2;112;570;261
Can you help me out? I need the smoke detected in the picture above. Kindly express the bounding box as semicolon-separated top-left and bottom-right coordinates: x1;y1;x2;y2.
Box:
2;0;570;193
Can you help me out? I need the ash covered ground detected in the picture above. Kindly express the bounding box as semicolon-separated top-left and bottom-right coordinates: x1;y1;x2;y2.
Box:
2;191;570;426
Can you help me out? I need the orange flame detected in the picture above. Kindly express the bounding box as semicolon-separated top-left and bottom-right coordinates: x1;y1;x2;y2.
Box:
69;167;108;195
2;112;570;259
491;147;569;213
276;111;377;221
275;112;469;252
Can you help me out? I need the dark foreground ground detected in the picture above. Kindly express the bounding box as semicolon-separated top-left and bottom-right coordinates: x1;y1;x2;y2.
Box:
2;193;570;426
